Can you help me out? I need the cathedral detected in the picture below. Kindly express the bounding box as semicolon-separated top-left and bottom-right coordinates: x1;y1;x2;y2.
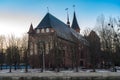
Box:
28;11;91;69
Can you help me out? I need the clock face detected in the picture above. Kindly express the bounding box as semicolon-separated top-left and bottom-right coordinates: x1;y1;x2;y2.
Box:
46;28;49;32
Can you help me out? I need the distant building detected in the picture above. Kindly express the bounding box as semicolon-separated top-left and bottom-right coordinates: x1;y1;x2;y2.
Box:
85;30;102;68
28;12;91;69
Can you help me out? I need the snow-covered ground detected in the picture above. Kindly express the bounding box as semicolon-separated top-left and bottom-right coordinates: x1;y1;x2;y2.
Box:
0;69;120;78
0;69;119;73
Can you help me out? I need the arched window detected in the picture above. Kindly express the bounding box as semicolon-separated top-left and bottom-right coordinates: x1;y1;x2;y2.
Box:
46;28;50;32
41;29;45;33
51;29;54;32
36;29;40;33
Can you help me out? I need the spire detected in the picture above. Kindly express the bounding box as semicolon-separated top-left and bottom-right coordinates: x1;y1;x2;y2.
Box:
71;10;80;33
65;8;70;27
28;23;34;34
67;12;70;25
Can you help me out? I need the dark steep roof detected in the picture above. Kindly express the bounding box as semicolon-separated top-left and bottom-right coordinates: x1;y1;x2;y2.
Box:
36;13;52;28
71;12;80;30
36;13;88;46
70;28;89;46
28;23;34;34
36;13;74;42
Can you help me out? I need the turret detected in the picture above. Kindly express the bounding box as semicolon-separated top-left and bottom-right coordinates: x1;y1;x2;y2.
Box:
28;23;34;34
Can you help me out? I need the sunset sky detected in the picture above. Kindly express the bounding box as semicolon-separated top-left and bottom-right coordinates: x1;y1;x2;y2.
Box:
0;0;120;37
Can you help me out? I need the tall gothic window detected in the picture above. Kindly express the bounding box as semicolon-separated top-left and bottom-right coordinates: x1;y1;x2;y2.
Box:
46;43;49;54
30;42;33;55
50;41;53;49
34;44;37;55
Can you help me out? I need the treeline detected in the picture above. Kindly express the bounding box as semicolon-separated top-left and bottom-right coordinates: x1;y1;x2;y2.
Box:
0;34;28;72
86;15;120;70
96;15;120;67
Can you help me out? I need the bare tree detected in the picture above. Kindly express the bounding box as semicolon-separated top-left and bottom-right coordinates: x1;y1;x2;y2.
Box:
6;34;20;72
82;27;91;36
0;35;5;70
19;34;28;62
20;34;28;72
0;35;5;52
95;15;120;70
108;17;120;69
0;34;28;71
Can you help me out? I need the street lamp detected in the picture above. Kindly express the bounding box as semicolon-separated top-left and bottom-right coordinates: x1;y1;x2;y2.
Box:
39;41;45;72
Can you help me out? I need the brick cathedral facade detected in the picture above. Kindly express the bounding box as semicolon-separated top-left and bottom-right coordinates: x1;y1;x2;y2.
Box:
28;12;92;69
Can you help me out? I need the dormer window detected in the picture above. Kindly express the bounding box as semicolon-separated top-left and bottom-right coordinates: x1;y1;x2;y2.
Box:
41;29;45;33
46;28;50;32
36;29;40;33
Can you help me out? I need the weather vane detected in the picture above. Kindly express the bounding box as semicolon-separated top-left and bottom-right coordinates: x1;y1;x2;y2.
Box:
65;8;68;15
65;8;68;11
65;8;70;25
47;7;49;13
73;5;75;11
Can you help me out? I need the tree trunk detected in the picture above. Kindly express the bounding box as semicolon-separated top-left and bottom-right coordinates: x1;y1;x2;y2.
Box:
25;63;28;73
0;64;2;70
14;63;17;70
9;65;12;73
75;66;79;72
25;53;28;73
57;66;60;72
93;66;96;72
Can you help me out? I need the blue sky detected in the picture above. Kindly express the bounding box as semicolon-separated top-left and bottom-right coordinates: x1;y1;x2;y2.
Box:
0;0;120;37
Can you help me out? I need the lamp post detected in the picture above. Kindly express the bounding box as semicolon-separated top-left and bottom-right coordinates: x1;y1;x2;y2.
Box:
42;42;45;72
39;41;45;72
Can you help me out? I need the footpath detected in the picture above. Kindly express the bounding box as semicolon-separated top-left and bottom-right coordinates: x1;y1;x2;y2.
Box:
0;72;120;78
